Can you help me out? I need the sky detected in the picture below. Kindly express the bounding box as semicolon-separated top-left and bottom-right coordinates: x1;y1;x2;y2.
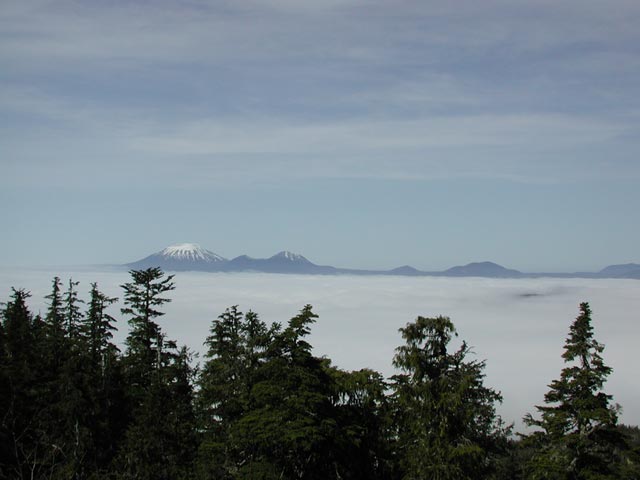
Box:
1;0;640;271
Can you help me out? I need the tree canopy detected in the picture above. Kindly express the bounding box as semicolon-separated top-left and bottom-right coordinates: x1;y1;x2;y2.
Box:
1;272;638;479
523;302;637;479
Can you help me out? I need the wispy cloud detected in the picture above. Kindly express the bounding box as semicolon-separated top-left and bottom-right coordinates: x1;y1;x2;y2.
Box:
133;113;626;154
2;0;640;187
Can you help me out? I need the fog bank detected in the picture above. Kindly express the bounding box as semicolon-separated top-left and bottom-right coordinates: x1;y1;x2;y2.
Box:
1;267;638;431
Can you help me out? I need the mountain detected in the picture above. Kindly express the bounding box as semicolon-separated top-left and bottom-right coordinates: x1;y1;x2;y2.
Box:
598;263;640;279
127;245;337;274
124;244;638;280
126;243;227;271
227;251;337;274
226;255;260;271
387;265;424;276
442;261;523;278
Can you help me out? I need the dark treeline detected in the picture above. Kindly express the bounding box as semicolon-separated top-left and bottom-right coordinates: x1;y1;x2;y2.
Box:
1;267;638;479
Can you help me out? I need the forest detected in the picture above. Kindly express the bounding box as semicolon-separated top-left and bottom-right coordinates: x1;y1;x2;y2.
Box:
1;267;639;479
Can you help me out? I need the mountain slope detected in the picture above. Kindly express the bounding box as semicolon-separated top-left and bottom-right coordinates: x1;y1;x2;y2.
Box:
598;263;640;278
227;251;336;274
126;243;227;271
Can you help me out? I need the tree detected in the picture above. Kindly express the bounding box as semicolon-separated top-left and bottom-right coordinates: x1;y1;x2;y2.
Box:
118;268;196;479
198;305;245;477
43;276;66;369
328;367;396;479
1;289;59;479
0;304;9;477
197;306;276;478
524;302;633;479
79;283;125;475
121;267;175;387
63;278;84;340
231;305;339;479
392;315;509;480
119;341;197;480
83;282;119;373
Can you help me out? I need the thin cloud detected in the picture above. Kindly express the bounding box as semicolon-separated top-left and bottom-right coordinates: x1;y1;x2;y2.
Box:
2;0;640;187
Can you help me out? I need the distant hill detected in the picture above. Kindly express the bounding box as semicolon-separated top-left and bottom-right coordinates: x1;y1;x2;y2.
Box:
598;263;640;279
442;261;523;278
124;244;638;280
387;265;424;276
226;251;338;274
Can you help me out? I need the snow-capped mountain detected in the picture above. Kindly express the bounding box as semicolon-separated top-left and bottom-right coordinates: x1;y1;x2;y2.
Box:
258;251;328;273
126;243;227;271
270;251;312;264
160;243;227;263
127;245;335;274
124;244;639;279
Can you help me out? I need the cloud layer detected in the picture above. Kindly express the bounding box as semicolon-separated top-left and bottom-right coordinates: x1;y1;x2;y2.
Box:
2;267;638;431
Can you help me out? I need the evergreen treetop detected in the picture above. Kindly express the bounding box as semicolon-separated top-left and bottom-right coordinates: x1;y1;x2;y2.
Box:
524;302;629;479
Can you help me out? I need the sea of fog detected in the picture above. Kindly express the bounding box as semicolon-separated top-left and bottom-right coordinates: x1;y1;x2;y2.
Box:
1;267;638;431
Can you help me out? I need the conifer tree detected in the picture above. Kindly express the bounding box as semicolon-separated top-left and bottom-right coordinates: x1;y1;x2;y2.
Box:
524;303;632;479
83;282;119;372
44;276;66;369
329;367;396;479
45;277;91;480
232;305;338;479
1;289;57;478
0;312;8;477
197;306;274;478
80;283;124;475
63;278;84;340
39;277;75;474
392;315;509;480
119;339;197;480
118;268;196;479
121;267;175;387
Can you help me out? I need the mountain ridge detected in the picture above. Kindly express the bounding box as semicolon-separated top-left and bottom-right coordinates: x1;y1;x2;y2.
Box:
124;244;639;279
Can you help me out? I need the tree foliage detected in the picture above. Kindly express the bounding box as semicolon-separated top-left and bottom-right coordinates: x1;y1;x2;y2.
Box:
392;315;510;480
523;302;637;479
1;274;638;480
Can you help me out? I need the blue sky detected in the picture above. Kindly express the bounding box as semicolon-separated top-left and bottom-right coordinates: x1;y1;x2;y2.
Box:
1;0;639;271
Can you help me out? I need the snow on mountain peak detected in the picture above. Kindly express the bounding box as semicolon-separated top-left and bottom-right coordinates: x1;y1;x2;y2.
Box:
160;243;226;262
273;251;308;262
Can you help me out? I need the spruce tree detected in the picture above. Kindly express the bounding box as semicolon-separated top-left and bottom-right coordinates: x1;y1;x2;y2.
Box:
83;282;119;372
81;283;124;475
0;310;8;478
392;315;509;480
197;306;274;478
121;267;175;388
329;367;396;479
40;277;73;469
1;289;57;478
63;278;84;340
232;305;338;479
524;303;632;479
118;268;196;479
44;276;66;369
